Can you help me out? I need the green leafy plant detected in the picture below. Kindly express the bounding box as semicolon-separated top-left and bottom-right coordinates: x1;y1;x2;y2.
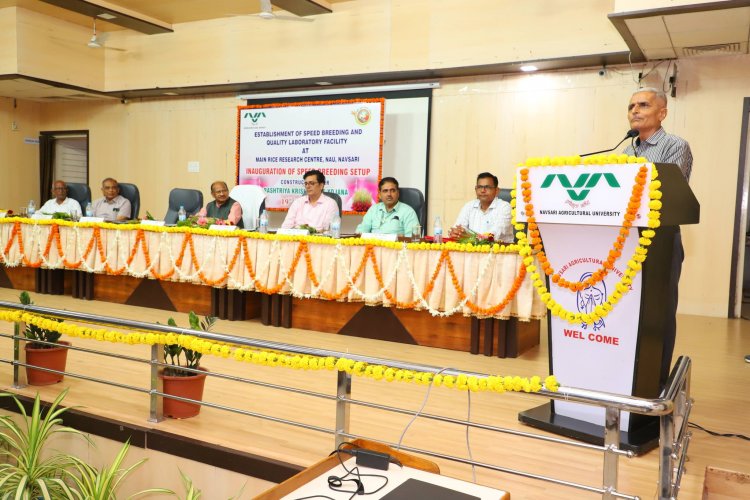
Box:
19;291;62;349
457;228;495;246
51;212;72;220
163;312;216;377
0;390;82;499
67;439;172;499
145;211;155;221
297;224;318;234
179;469;202;499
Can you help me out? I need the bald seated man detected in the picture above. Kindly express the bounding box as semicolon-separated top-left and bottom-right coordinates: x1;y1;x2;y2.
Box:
196;181;244;228
39;180;82;216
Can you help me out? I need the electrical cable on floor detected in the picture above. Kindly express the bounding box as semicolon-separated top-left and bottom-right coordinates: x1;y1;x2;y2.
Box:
396;367;450;450
688;422;750;441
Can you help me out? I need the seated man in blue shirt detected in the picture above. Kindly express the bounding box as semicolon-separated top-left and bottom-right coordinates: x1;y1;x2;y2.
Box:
355;177;419;235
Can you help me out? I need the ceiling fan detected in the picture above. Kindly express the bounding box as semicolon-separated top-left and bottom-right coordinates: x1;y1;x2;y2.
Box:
87;18;126;51
249;0;314;22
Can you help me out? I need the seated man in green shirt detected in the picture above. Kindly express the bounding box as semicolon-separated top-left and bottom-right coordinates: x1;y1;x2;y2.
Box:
356;177;419;235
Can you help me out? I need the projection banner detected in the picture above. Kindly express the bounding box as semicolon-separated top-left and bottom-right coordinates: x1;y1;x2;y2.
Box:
236;99;385;213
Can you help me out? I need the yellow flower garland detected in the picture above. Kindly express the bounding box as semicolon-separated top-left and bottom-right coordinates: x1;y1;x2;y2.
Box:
0;218;519;254
514;155;662;325
0;309;558;394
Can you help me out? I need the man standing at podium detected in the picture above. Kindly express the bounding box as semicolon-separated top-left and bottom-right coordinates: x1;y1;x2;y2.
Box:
623;87;693;385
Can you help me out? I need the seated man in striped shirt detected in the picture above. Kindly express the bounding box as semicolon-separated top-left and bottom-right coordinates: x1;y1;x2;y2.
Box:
449;172;513;243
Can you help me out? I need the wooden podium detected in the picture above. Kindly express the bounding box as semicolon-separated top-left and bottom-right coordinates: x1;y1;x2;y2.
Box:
516;162;699;454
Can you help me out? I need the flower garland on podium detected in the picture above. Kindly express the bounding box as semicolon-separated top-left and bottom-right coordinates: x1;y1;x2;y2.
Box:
513;154;663;325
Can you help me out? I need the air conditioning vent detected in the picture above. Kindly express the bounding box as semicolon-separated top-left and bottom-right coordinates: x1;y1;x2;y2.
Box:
680;42;747;57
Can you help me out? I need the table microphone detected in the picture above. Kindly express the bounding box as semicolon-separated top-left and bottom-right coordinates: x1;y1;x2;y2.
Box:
580;129;639;157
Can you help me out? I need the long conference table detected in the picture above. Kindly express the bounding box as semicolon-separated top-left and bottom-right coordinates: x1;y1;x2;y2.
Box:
0;218;544;356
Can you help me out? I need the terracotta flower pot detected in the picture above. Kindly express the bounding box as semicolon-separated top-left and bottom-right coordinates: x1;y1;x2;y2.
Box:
159;367;207;419
25;341;70;386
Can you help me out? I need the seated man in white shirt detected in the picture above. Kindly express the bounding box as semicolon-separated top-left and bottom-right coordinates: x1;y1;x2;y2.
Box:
92;177;132;221
39;180;82;217
281;169;338;232
449;172;513;243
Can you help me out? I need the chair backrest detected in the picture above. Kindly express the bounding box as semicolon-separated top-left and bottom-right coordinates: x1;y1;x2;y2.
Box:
65;182;91;208
498;188;512;202
323;191;343;217
165;188;204;224
229;185;266;230
118;183;140;219
398;187;426;231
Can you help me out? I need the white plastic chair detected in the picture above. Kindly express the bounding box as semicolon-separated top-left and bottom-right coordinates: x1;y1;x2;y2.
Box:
229;185;266;230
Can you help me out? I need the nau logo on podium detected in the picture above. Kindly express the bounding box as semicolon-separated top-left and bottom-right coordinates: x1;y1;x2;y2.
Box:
540;173;621;201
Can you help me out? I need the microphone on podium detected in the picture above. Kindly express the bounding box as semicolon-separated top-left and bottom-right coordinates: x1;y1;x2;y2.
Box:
580;129;639;157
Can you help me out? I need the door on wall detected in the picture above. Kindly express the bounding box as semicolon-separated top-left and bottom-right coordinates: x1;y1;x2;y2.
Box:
730;99;750;319
39;131;89;203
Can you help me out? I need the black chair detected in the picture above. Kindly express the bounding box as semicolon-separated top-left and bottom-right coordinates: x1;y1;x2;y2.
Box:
398;187;426;232
164;188;203;224
65;182;91;209
498;188;512;202
118;183;140;219
324;192;343;217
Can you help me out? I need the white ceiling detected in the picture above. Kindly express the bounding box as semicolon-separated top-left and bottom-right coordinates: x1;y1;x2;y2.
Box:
610;2;750;60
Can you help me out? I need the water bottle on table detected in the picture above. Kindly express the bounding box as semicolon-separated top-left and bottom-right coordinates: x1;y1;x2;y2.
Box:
177;205;187;222
259;210;269;233
433;216;443;243
27;200;35;216
85;202;93;217
330;214;341;239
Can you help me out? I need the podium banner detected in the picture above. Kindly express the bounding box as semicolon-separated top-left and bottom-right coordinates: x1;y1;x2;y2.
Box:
515;163;653;226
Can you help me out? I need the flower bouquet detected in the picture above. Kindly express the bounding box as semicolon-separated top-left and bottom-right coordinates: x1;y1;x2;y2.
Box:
457;229;495;246
297;224;318;235
176;215;232;229
351;188;373;213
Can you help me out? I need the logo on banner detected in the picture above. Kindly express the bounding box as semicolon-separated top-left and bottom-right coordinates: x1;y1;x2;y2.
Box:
352;107;372;126
243;111;267;123
576;272;606;331
540;173;621;201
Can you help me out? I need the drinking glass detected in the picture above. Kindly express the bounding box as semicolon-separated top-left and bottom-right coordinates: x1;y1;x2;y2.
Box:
411;225;421;242
19;207;27;217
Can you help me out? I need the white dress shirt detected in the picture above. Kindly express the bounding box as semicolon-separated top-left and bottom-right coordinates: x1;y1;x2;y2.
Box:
39;197;82;216
454;198;513;243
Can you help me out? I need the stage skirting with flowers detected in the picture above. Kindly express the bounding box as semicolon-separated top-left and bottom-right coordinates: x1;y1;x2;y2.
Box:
0;219;544;354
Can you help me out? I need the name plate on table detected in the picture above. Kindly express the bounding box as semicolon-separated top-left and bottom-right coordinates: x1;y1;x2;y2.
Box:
361;233;398;242
0;211;7;218
141;220;165;227
79;216;104;223
32;213;53;220
276;228;310;236
209;224;238;232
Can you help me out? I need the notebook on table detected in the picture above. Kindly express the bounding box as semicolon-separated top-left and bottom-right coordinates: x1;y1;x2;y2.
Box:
380;478;481;500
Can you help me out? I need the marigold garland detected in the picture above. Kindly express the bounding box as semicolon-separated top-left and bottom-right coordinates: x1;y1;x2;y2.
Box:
0;220;529;319
515;155;662;325
0;309;559;394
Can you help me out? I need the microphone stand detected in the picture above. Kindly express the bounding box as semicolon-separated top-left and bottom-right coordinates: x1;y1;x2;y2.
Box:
581;130;640;157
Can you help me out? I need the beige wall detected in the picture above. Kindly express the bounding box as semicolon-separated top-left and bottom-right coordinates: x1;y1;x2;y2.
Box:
8;53;745;318
0;7;17;75
0;96;40;210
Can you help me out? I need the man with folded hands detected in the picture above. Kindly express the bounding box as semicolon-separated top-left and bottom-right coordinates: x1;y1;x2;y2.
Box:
449;172;513;243
196;181;243;228
281;170;338;232
356;177;418;235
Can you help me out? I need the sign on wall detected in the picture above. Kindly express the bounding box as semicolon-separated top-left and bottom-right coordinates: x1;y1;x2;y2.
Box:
236;99;385;213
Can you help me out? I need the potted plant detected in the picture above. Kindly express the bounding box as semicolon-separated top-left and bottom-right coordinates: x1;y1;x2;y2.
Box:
159;312;215;419
19;291;70;386
67;439;173;499
0;390;82;498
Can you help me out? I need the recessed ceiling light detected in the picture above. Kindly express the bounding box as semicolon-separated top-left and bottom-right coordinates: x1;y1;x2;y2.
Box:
520;65;538;72
97;13;117;20
315;81;333;86
162;92;179;96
